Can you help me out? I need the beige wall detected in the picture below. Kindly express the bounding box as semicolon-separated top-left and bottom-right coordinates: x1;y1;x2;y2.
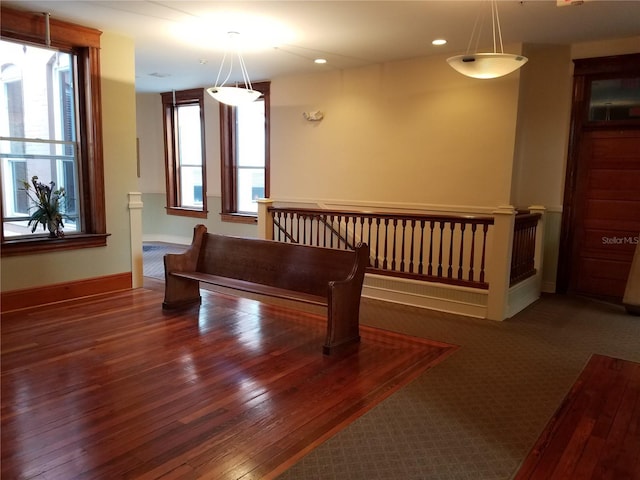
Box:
1;31;139;292
511;44;573;209
136;94;164;194
270;51;521;207
137;91;222;195
572;36;640;60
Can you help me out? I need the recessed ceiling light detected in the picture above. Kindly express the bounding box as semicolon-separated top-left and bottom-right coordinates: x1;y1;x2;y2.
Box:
432;39;447;46
314;58;327;64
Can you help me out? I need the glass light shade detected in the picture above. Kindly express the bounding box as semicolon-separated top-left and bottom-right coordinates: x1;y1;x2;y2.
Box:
206;86;261;106
446;53;528;79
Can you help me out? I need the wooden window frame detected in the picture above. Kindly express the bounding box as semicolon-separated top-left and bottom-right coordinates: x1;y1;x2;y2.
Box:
219;81;270;224
161;88;207;218
1;7;108;256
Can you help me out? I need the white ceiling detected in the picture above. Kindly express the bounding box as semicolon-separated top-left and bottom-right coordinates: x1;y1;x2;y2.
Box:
4;1;640;93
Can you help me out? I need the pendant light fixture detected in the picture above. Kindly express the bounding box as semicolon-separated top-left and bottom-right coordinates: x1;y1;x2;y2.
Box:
206;31;261;106
447;0;528;79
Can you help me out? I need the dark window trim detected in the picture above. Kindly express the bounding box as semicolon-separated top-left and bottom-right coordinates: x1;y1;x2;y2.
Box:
220;81;270;221
161;88;207;218
1;7;107;257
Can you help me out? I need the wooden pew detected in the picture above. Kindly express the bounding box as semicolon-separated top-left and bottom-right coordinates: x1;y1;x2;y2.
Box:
162;224;370;354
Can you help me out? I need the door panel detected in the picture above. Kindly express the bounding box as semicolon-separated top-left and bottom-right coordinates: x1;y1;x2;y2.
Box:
569;130;640;299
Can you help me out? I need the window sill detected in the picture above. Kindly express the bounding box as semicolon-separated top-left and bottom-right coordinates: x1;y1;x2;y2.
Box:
220;213;258;225
166;207;208;219
1;233;111;257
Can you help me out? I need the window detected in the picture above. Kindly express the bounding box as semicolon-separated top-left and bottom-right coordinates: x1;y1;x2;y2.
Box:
161;89;207;218
1;41;80;236
588;77;640;122
220;81;270;222
1;7;106;256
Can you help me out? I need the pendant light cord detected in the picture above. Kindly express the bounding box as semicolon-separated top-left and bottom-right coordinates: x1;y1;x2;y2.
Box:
465;0;506;55
214;32;254;91
491;0;505;54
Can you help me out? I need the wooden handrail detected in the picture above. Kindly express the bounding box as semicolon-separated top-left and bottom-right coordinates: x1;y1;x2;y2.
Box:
270;206;495;290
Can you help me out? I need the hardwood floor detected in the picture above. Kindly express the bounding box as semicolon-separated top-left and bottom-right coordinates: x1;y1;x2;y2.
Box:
1;286;456;479
515;354;640;479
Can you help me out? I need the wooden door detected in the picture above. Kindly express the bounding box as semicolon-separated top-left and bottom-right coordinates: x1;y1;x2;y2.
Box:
569;130;640;298
558;54;640;301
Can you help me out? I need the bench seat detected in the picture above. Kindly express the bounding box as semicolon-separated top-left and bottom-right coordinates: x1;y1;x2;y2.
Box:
171;272;327;306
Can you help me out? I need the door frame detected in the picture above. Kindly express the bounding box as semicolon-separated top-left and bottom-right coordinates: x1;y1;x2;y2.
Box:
557;53;640;294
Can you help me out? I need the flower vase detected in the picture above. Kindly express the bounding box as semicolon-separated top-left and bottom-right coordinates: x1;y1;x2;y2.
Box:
47;219;61;238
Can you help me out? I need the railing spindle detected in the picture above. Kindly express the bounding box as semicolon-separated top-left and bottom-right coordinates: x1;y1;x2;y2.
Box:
418;220;425;275
458;223;465;280
437;221;444;278
398;219;404;272
509;213;540;285
303;215;308;244
428;221;434;276
480;223;488;283
469;223;477;282
447;222;455;278
409;219;415;274
375;218;381;269
367;218;373;266
383;218;390;270
391;219;398;271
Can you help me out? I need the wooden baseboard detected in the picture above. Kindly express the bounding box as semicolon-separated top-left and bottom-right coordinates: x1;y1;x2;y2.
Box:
1;272;132;313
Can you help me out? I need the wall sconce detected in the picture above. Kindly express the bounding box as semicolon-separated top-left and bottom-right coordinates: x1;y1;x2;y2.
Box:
303;110;324;121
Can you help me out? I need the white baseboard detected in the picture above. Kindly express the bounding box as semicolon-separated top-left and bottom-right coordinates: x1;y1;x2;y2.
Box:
362;273;488;318
363;273;543;320
507;275;541;318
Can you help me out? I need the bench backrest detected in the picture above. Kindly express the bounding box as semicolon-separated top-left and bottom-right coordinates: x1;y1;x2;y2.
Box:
197;233;363;297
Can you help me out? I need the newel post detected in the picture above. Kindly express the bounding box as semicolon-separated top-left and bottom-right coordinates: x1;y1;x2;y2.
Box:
486;205;516;321
257;198;274;240
128;192;144;288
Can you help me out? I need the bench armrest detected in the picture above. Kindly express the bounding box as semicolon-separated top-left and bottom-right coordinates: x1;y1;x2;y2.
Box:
163;224;207;309
164;224;207;274
324;243;370;353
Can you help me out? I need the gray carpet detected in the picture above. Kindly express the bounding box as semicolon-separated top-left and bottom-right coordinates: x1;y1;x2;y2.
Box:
279;297;639;480
143;243;640;480
143;242;187;279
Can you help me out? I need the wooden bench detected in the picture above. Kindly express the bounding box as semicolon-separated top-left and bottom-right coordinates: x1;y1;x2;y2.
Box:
162;224;370;354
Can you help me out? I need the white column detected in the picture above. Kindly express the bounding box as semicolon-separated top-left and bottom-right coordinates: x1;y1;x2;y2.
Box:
486;205;516;321
257;198;274;240
128;192;144;288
